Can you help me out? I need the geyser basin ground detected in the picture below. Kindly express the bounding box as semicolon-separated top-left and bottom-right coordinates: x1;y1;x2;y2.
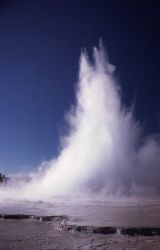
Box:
0;199;160;249
1;198;160;227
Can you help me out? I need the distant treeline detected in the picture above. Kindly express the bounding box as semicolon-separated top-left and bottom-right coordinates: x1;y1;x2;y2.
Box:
0;173;32;184
0;173;9;184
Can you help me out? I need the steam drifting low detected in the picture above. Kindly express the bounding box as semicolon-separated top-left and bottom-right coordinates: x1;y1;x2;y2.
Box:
1;43;160;201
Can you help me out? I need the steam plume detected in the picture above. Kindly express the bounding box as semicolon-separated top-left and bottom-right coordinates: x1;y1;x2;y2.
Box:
0;43;160;201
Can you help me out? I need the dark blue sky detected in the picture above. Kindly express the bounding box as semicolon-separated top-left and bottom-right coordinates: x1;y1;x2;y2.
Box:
0;0;159;173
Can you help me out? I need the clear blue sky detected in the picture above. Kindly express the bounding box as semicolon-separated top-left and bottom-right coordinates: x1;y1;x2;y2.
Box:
0;0;159;173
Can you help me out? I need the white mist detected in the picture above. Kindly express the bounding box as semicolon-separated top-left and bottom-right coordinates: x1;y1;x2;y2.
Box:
0;43;160;201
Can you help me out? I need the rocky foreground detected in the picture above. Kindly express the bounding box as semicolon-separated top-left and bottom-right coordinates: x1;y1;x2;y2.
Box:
0;214;160;249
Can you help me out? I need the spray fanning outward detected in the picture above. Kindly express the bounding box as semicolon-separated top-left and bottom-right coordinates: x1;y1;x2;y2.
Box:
1;43;160;201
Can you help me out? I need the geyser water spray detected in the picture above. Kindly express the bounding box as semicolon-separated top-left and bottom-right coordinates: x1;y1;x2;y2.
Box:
0;43;160;201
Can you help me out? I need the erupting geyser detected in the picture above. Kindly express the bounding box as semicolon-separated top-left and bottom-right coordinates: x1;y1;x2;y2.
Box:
1;43;160;201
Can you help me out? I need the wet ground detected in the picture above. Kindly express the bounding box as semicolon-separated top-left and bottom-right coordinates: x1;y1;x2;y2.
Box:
0;220;160;250
0;199;160;249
